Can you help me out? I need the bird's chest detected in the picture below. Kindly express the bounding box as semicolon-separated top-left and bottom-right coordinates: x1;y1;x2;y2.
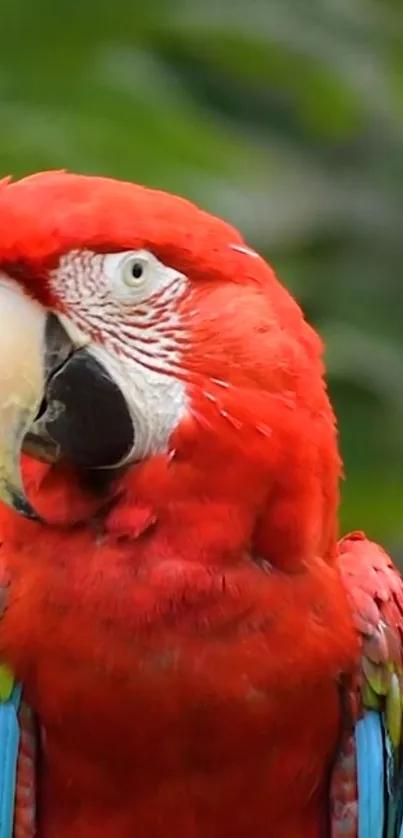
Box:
6;598;330;838
19;611;280;773
2;556;267;763
31;638;334;838
0;538;350;837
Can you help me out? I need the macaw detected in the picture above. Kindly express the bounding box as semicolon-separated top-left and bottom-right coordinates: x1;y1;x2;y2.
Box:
0;171;400;838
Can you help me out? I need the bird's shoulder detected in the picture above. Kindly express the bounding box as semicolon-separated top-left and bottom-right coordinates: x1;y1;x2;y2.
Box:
330;531;403;837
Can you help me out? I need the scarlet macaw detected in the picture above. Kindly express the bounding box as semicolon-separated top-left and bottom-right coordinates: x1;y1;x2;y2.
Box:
0;171;400;838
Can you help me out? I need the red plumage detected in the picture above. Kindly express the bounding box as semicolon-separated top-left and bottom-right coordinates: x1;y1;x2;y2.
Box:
0;172;399;838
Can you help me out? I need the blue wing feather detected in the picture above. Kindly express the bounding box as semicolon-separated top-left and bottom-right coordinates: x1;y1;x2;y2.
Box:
356;711;385;838
0;683;21;838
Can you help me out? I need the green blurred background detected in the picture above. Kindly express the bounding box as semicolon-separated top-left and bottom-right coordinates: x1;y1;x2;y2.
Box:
1;0;403;551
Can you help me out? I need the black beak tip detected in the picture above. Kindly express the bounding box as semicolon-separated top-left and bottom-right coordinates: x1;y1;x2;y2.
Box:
9;489;41;522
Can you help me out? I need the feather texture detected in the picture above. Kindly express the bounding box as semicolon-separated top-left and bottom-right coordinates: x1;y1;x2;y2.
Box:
0;172;400;837
331;533;403;837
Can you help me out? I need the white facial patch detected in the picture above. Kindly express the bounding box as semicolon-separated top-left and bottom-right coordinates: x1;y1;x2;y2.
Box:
49;249;189;463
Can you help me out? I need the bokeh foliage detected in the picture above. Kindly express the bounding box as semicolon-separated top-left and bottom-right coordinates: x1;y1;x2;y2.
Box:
1;0;403;546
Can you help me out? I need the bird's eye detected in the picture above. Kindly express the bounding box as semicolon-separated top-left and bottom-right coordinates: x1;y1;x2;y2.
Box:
103;248;184;305
122;255;148;288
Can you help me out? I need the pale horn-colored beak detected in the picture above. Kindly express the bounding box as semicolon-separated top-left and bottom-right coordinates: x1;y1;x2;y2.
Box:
0;276;46;519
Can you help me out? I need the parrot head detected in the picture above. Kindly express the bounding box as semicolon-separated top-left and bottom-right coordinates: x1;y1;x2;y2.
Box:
0;171;340;570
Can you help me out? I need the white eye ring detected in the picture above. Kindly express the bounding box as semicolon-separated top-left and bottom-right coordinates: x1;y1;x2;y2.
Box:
122;254;149;288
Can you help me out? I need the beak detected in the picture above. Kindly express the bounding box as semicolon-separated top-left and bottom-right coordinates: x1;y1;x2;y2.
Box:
0;280;46;519
0;279;135;521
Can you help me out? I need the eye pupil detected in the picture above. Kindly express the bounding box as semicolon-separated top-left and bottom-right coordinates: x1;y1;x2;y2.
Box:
122;254;148;289
131;261;143;280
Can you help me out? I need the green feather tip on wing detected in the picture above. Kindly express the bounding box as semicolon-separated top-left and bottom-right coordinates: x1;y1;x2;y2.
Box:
362;656;403;755
0;664;15;702
386;671;402;752
362;680;382;711
362;657;389;696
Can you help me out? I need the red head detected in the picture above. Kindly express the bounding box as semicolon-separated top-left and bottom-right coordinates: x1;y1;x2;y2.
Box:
0;171;340;570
